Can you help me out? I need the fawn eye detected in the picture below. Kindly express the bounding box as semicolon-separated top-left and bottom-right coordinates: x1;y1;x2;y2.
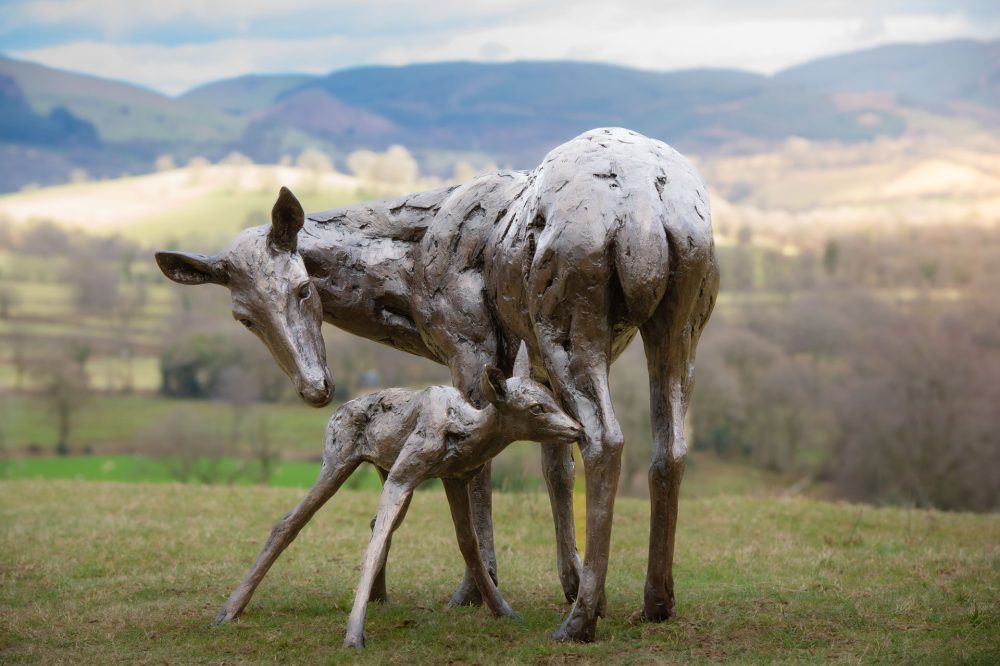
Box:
529;404;545;415
298;283;311;300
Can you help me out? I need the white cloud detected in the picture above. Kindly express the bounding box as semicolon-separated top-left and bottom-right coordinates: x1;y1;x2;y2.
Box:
9;37;353;94
9;4;999;95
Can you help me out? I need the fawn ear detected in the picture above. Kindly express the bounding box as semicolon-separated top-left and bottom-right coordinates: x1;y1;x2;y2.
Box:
155;251;229;286
269;186;304;252
481;365;508;404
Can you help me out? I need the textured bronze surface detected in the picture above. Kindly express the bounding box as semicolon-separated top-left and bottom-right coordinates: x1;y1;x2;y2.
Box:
156;127;719;642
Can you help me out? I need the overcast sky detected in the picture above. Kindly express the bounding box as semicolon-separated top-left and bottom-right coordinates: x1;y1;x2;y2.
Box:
2;0;998;96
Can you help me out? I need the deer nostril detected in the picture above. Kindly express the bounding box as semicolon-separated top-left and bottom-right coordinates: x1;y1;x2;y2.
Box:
322;378;331;393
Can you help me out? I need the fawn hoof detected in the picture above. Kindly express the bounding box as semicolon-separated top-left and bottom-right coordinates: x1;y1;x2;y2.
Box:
343;632;366;649
212;607;238;626
551;605;597;643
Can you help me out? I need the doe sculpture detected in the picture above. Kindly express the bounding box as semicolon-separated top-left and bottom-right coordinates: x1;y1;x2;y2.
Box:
214;361;580;648
156;127;719;642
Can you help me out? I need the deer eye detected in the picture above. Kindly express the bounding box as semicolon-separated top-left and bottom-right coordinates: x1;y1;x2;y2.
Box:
529;404;545;415
298;283;311;300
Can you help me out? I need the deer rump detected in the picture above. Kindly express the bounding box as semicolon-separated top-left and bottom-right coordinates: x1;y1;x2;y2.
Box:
405;130;711;378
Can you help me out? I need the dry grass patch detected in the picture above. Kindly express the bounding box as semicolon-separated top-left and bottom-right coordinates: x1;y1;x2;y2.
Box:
1;481;998;664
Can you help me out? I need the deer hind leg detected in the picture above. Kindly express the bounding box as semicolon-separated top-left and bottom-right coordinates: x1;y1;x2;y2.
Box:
530;315;622;642
639;258;718;622
213;457;359;625
443;478;519;619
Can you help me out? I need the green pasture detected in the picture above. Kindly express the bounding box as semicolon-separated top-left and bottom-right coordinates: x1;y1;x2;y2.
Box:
0;393;334;453
1;481;997;663
0;455;384;491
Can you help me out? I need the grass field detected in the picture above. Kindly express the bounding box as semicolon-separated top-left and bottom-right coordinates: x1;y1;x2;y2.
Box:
0;393;335;453
1;481;997;664
0;454;379;491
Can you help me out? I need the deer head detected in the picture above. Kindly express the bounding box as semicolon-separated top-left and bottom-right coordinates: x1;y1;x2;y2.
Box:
155;187;333;407
481;366;581;444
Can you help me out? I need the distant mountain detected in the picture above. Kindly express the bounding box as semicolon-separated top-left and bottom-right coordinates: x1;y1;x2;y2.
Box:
0;74;98;147
777;39;999;112
180;73;317;116
237;60;905;165
0;39;996;193
0;55;246;189
0;56;241;148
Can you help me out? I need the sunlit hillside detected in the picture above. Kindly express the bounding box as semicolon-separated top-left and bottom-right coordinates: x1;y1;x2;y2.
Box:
0;164;369;248
4;135;999;250
701;134;1000;242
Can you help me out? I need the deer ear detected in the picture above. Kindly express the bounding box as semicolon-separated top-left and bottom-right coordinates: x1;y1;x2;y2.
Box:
513;341;531;378
155;251;229;286
269;186;304;252
481;365;508;404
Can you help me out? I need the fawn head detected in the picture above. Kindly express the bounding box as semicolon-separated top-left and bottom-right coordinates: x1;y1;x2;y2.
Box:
155;187;333;407
480;366;581;443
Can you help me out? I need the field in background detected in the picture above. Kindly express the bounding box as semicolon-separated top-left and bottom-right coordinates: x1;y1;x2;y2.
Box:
0;139;998;508
1;481;997;663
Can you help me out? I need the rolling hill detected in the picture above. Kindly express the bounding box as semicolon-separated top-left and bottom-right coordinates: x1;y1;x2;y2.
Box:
777;39;1000;113
0;39;996;193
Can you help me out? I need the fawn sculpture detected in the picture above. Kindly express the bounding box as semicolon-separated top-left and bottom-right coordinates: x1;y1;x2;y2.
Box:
213;363;581;648
156;127;719;642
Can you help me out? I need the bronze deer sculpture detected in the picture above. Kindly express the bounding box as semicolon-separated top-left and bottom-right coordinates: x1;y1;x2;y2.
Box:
156;127;719;642
215;362;581;648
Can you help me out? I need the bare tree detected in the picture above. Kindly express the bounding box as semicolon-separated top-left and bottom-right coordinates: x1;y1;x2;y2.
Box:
8;326;29;392
141;409;234;484
0;285;19;319
36;358;90;455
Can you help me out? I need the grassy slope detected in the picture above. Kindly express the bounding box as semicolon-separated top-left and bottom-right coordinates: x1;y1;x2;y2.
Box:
1;481;997;664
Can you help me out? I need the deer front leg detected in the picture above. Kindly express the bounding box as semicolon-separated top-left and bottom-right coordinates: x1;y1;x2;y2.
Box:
442;478;519;619
540;440;581;602
214;459;357;625
344;477;417;649
444;348;501;608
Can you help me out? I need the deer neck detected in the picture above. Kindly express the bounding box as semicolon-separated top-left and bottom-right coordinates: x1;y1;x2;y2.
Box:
465;403;516;461
295;189;457;362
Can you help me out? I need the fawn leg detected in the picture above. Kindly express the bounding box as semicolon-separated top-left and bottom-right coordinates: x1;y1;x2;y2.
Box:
443;478;518;619
213;460;358;625
343;478;415;649
369;466;412;603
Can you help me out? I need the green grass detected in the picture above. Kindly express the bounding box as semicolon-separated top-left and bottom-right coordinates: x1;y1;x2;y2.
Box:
0;394;334;453
0;454;373;489
1;481;997;664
